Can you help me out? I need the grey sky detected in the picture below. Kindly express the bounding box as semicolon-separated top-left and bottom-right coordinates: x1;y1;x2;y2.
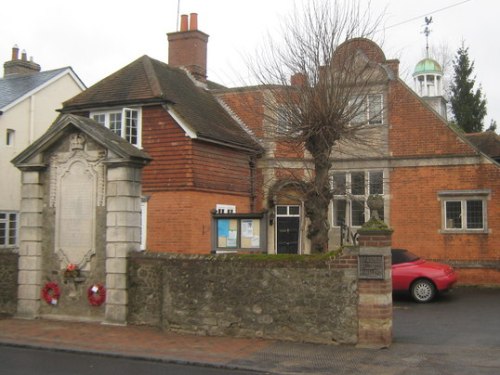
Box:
1;0;496;128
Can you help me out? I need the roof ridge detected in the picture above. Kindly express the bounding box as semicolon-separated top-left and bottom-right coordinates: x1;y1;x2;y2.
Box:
140;55;164;98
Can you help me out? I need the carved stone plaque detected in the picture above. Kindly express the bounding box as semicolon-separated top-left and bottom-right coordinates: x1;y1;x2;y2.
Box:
56;160;96;269
358;255;385;280
52;133;104;270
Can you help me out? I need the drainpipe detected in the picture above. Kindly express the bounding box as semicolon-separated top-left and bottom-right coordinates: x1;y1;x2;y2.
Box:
249;157;256;212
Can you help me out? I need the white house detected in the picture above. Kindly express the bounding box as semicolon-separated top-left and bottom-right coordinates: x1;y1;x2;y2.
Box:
0;45;85;249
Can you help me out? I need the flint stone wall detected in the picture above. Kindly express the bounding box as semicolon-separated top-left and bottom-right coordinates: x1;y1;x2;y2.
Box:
128;251;359;345
0;251;18;315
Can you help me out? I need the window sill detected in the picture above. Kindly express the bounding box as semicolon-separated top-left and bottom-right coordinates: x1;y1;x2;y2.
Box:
439;229;489;235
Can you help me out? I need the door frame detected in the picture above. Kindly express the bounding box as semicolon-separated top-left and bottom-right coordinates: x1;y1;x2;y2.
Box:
275;204;301;254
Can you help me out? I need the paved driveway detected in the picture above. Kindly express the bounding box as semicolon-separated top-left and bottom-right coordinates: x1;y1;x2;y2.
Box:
389;286;500;374
393;286;500;346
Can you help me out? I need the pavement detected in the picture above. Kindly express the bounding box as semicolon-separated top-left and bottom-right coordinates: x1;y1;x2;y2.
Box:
1;287;499;374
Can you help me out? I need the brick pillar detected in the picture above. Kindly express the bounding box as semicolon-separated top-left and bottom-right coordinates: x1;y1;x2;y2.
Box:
356;227;393;348
104;166;142;325
16;170;44;319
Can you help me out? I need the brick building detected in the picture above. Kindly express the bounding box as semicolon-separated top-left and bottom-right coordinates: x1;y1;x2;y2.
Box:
60;15;499;284
62;14;262;254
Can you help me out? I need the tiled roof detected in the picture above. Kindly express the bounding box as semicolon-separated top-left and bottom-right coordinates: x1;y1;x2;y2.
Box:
0;68;73;110
63;56;261;152
465;131;500;160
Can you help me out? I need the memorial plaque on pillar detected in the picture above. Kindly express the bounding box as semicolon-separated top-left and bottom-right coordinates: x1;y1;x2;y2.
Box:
358;255;385;280
52;133;105;270
56;161;96;268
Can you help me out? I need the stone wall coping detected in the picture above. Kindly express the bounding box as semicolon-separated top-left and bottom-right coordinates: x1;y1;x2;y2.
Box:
129;251;356;269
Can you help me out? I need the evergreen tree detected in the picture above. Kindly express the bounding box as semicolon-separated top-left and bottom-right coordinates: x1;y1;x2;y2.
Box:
487;119;497;132
449;44;487;133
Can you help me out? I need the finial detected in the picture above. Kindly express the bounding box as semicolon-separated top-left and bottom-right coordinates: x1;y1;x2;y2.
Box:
423;17;433;58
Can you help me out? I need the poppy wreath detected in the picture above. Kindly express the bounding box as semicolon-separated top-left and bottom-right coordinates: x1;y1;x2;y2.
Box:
87;284;106;306
41;282;60;306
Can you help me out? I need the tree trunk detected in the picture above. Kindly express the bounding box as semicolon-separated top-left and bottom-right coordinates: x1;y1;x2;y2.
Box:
304;143;333;253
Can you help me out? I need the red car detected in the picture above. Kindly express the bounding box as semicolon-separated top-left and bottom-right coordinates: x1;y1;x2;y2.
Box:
391;249;458;303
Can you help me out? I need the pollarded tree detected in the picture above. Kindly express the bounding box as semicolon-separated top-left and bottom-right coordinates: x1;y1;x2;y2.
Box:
251;0;386;253
449;43;487;133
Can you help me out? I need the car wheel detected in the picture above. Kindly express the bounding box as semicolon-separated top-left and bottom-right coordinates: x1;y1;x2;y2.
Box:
410;279;436;303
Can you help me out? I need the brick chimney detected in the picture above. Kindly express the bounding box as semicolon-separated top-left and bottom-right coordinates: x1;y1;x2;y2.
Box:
291;72;307;87
167;13;209;81
3;45;41;77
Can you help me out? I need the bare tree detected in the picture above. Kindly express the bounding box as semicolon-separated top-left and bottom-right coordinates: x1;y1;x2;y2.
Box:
251;0;386;253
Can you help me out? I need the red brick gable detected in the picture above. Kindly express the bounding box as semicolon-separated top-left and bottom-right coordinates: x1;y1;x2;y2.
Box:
215;88;265;138
389;79;477;157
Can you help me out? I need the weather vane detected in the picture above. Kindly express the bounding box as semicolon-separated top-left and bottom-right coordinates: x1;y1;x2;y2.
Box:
423;16;433;58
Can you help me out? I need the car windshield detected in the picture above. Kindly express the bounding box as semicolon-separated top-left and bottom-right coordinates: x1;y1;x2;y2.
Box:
391;249;421;265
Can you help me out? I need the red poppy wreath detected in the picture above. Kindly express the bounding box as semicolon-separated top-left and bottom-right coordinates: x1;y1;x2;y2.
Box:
41;282;60;306
87;284;106;306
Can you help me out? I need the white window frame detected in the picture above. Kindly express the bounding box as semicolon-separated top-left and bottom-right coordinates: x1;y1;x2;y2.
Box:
0;211;18;248
438;190;489;233
216;204;236;214
91;107;142;147
275;205;301;218
332;170;385;228
349;94;383;125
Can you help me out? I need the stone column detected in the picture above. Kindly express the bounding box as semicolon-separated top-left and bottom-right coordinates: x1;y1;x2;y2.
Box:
104;165;142;325
356;214;393;348
16;170;44;319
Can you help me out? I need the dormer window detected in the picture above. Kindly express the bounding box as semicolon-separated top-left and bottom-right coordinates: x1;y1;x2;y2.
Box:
91;108;142;147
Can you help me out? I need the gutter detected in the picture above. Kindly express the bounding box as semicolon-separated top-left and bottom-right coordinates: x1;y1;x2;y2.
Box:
196;135;263;154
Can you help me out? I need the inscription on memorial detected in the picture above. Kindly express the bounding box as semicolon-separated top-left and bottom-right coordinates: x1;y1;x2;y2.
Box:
358;255;385;280
59;162;94;249
51;133;104;270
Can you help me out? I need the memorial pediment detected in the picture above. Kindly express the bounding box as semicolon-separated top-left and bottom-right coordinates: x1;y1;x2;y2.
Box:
12;114;151;170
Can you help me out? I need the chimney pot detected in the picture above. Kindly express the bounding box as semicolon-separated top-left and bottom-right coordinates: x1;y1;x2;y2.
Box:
21;49;27;61
180;14;188;31
11;45;19;60
189;13;198;30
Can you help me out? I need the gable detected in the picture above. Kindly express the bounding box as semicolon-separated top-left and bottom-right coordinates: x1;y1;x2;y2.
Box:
0;68;85;112
389;79;478;158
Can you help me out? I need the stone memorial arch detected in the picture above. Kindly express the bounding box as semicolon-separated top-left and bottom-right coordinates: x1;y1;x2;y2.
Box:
12;114;150;324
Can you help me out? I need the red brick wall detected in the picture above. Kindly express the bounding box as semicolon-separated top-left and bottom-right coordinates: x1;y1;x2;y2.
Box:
146;190;252;253
216;89;265;137
389;80;476;157
388;78;500;285
390;163;500;262
457;269;500;286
